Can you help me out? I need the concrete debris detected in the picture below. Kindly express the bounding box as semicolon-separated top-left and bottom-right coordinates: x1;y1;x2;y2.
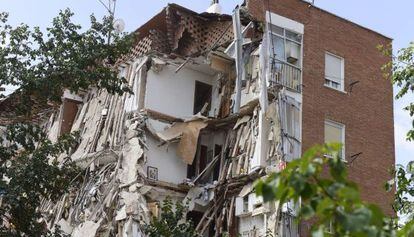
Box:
120;136;144;185
72;220;102;237
115;206;127;221
56;218;73;235
176;120;208;165
156;119;208;165
31;3;303;237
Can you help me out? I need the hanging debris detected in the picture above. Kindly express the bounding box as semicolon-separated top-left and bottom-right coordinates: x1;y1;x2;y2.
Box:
1;3;305;237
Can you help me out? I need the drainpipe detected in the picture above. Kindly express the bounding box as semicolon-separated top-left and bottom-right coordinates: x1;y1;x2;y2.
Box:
232;6;243;114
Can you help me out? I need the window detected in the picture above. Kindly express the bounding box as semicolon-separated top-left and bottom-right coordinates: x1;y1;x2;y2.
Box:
282;97;301;161
60;99;81;136
268;24;303;91
193;81;212;116
325;52;344;91
324;120;345;159
269;24;302;68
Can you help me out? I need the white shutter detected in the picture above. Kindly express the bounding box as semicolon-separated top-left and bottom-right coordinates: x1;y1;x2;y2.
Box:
324;123;342;143
325;53;343;83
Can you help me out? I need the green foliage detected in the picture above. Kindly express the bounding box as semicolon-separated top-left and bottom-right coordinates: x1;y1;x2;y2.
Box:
379;42;414;141
0;9;134;115
0;8;135;236
255;143;397;237
390;163;414;218
143;198;199;237
379;41;414;236
0;123;80;236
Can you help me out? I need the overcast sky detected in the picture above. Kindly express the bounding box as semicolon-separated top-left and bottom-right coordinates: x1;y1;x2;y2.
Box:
2;0;413;165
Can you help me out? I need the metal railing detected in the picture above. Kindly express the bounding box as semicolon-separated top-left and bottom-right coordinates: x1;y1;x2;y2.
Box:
270;60;302;93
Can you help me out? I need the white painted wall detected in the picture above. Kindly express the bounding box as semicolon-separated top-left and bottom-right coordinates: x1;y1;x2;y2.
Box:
145;64;215;119
238;214;266;236
265;11;304;34
145;136;188;185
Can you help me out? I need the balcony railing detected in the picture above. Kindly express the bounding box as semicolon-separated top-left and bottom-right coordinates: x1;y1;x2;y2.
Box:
270;60;302;93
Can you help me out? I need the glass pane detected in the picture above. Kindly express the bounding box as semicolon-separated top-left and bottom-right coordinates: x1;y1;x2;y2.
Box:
331;81;340;89
270;34;285;61
269;24;284;36
285;103;300;140
293;106;300;139
286;30;302;42
325;53;342;82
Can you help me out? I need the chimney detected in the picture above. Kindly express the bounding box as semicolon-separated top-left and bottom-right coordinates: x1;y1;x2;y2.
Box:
206;0;222;14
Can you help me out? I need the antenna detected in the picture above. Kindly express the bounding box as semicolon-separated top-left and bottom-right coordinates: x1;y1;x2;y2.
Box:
308;0;315;8
97;0;125;42
98;0;116;16
113;19;125;33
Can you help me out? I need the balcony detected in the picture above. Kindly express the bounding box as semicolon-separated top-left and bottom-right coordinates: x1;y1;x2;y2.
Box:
270;60;302;93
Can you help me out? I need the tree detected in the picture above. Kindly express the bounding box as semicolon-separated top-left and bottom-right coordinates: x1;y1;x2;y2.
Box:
143;198;199;237
0;124;79;236
0;9;133;236
254;143;414;237
256;143;397;237
381;41;414;229
381;42;414;141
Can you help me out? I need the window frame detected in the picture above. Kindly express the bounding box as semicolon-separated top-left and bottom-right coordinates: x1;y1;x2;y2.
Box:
324;120;346;160
324;52;345;92
268;24;303;70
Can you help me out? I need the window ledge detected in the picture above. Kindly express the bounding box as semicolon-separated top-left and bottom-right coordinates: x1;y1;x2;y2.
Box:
323;154;347;163
324;84;347;94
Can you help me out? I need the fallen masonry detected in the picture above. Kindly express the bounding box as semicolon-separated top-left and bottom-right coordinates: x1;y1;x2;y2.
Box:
2;3;304;237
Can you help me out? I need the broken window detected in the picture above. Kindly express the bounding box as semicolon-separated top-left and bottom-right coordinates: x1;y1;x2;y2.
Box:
187;142;222;184
193;81;212;116
187;145;208;180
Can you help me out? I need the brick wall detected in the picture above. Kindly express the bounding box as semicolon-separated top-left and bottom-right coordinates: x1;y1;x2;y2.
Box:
247;0;395;234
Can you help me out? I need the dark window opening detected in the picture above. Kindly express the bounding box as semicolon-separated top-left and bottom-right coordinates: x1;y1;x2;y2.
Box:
188;144;220;184
199;145;208;174
187;145;208;180
187;162;196;180
193;81;212;116
60;99;81;135
213;145;222;181
187;211;203;230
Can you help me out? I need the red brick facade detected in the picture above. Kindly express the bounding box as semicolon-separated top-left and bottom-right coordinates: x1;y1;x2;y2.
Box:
248;0;395;232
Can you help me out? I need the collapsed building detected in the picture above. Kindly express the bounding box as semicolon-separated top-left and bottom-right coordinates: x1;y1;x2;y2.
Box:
36;3;302;236
0;0;395;236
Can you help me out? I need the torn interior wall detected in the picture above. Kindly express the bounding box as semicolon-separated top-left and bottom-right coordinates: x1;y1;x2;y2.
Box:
0;3;304;237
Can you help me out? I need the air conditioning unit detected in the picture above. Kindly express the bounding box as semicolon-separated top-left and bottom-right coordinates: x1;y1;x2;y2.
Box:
286;41;300;64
